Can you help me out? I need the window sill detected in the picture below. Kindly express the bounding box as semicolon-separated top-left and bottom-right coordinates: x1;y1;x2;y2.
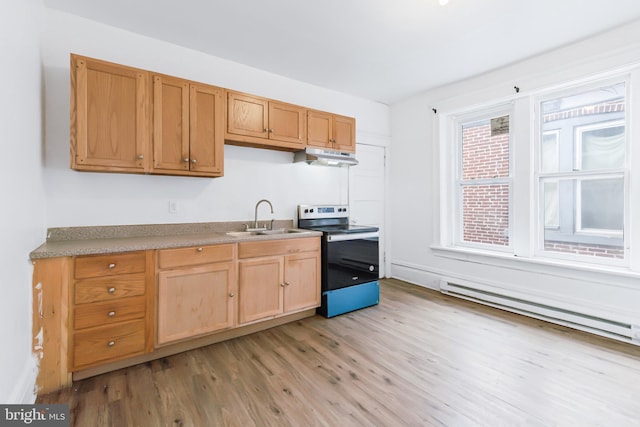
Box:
431;245;640;288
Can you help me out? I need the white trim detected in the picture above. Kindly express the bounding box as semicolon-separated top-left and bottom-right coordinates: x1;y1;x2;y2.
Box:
6;355;38;404
431;245;640;288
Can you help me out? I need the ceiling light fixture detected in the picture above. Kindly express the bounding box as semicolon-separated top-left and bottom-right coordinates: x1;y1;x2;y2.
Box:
439;0;449;5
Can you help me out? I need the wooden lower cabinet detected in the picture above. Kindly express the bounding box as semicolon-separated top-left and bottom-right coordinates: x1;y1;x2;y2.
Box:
238;256;284;324
156;262;236;345
70;252;153;371
284;251;321;313
238;237;321;325
155;244;236;345
32;236;320;394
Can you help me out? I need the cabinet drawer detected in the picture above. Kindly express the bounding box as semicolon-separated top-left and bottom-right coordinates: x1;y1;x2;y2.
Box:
74;273;146;304
238;237;319;259
72;320;145;370
157;244;234;269
74;296;146;330
74;252;146;279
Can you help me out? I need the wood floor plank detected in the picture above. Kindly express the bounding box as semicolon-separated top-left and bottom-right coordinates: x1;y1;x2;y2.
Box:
37;278;640;426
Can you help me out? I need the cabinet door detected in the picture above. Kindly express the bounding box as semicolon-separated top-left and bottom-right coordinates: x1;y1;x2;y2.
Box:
284;251;320;313
157;262;235;345
152;75;190;172
268;101;306;147
189;83;224;175
238;257;283;324
333;114;356;153
71;55;150;172
307;110;333;149
227;92;269;139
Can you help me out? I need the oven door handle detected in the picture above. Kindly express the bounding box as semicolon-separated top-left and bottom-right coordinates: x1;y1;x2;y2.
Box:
327;232;379;242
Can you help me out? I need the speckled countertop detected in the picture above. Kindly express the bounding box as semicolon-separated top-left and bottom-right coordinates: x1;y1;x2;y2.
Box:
29;220;321;259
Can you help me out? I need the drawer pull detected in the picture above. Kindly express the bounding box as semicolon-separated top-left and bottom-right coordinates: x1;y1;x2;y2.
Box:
108;311;116;317
108;263;116;269
280;283;285;287
108;341;116;347
229;293;235;298
108;287;116;294
197;247;203;252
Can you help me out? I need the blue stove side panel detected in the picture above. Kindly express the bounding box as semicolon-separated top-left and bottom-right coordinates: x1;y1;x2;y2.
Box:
320;281;380;318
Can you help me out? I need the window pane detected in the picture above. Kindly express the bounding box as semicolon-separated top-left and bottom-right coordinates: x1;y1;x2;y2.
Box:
580;124;624;170
580;178;624;231
543;177;623;259
462;117;510;180
540;83;625;173
543;181;559;228
541;131;559;173
462;184;509;246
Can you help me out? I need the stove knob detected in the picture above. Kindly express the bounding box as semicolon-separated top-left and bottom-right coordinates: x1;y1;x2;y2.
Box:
310;209;314;213
304;209;309;213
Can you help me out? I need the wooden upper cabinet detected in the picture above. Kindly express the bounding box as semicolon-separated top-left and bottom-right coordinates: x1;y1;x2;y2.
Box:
307;110;356;153
226;92;269;139
152;75;190;172
71;54;150;172
226;91;306;150
152;75;224;177
189;83;224;175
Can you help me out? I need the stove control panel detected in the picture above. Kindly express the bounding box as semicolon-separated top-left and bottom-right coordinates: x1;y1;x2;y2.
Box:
298;204;348;220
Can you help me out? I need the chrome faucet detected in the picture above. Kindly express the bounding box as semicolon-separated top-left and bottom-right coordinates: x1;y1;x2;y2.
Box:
251;199;274;231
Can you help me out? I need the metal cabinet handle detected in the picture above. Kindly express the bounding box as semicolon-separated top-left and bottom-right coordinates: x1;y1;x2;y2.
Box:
108;263;116;269
280;283;285;287
108;311;116;317
183;158;190;162
108;341;116;347
108;287;116;294
197;247;203;252
191;159;197;164
284;282;290;286
229;293;235;298
137;154;144;159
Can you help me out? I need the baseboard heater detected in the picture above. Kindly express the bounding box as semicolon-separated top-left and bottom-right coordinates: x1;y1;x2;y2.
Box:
440;281;638;344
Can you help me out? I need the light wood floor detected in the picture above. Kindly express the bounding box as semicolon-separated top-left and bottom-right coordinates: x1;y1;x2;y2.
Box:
38;279;640;426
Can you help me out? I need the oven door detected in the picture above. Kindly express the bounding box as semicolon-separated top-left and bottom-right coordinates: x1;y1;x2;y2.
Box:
323;232;379;292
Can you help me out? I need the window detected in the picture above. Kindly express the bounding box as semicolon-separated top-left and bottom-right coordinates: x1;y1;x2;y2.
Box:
456;110;511;249
538;82;626;260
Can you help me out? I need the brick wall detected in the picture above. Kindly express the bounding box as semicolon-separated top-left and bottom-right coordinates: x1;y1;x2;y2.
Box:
461;123;509;246
544;241;624;259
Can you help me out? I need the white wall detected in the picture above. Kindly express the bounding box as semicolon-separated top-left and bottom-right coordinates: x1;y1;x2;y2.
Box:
390;20;640;335
0;0;46;403
41;9;390;227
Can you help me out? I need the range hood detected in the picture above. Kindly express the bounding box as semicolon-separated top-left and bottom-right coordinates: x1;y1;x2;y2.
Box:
294;147;359;167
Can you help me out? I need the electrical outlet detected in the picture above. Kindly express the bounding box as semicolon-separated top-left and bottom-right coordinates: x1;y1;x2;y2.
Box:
168;200;179;214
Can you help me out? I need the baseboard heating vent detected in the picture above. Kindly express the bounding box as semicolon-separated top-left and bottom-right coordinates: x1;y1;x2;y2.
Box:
440;281;637;343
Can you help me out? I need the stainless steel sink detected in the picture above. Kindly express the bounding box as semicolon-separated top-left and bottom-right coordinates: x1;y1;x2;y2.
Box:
258;228;306;235
225;228;308;237
225;231;258;237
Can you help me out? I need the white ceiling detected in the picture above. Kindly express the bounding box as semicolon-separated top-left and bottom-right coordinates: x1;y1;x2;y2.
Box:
43;0;640;105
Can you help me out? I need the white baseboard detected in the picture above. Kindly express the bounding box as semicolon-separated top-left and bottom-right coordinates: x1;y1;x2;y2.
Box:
6;355;38;404
389;261;441;291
